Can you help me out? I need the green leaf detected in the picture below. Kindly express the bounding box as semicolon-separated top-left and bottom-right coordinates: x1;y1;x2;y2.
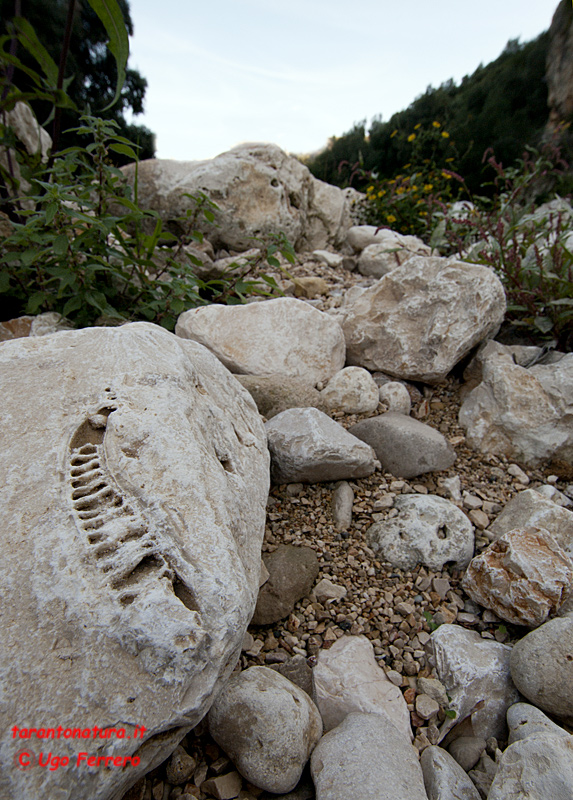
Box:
0;272;11;292
203;209;215;223
170;297;185;315
534;316;553;334
85;0;130;111
26;291;48;314
109;143;139;161
267;256;280;268
444;708;457;719
63;295;83;316
45;204;58;225
53;234;69;257
13;17;59;85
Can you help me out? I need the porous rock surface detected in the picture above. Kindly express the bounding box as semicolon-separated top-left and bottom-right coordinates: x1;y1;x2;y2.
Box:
208;666;322;794
310;712;427;800
357;231;431;278
487;732;573;800
0;322;270;800
459;341;573;466
121;143;355;251
507;702;571;744
366;494;474;571
320;366;379;414
176;297;345;383
265;407;378;484
341;256;506;382
462;527;573;627
312;635;412;740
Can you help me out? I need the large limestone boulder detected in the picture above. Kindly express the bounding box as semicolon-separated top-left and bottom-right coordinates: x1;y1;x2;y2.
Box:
121;143;355;252
487;733;573;800
341;256;506;382
176;297;345;383
0;322;269;800
459;341;573;466
357;231;431;278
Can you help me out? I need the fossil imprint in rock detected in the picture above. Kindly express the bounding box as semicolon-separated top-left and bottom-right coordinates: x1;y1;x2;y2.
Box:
0;322;269;800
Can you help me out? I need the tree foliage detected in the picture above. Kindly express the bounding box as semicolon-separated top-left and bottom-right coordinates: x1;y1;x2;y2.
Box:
0;0;155;162
306;33;550;196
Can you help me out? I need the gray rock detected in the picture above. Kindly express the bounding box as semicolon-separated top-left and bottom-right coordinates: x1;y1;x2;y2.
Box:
0;322;269;800
265;407;378;484
320;366;379;414
208;666;322;794
332;481;354;531
366;495;474;571
273;655;314;698
487;732;573;800
510;614;573;724
122;143;355;252
349;413;455;478
357;232;430;278
507;702;571;744
341;256;506;383
236;374;327;419
420;745;482;800
252;545;319;625
311;712;427;800
378;381;412;415
312;635;412;739
431;624;520;742
459;341;573;466
447;736;487;772
176;297;345;384
488;488;573;558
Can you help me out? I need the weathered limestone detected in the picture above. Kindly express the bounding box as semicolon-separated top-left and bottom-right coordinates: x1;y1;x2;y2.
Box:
176;298;345;383
208;667;322;794
378;381;411;415
488;488;573;558
420;745;481;800
320;366;379;414
459;342;573;466
311;712;427;800
265;407;378;484
487;733;573;800
121;143;355;251
510;614;573;724
357;231;431;278
367;495;474;571
312;635;412;740
507;702;571;745
236;374;327;419
341;256;506;382
349;413;455;478
0;322;270;800
431;624;520;742
462;528;573;627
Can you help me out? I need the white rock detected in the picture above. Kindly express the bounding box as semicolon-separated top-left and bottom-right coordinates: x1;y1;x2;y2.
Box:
342;256;506;383
461;527;573;627
313;578;348;603
420;745;481;800
331;481;354;531
441;475;462;503
176;297;345;383
366;495;474;571
208;666;322;794
311;712;427;800
312;635;412;740
265;407;378;484
487;733;573;800
122;143;355;252
431;624;520;742
535;483;573;507
313;249;344;268
0;322;269;800
459;341;573;466
378;381;411;415
488;489;573;558
320;366;380;413
507;702;571;744
357;232;431;278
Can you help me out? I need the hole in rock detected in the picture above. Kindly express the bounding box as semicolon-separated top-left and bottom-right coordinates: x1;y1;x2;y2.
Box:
70;406;116;449
437;525;448;540
173;577;200;612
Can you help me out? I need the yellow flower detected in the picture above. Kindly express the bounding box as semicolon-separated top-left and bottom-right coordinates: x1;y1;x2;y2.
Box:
386;214;396;223
403;163;411;169
441;131;450;138
432;121;441;128
411;185;418;191
366;186;374;194
445;157;455;162
396;187;405;195
407;133;416;142
377;190;385;198
441;171;452;179
414;123;421;130
423;183;433;192
419;211;428;217
390;129;398;138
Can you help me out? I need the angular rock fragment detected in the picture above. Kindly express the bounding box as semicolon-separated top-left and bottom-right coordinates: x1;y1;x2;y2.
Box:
251;545;319;625
420;745;481;800
265;407;378;484
462;527;573;627
176;297;345;383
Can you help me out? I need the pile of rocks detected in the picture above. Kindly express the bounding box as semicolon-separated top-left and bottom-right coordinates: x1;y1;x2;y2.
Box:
1;142;573;800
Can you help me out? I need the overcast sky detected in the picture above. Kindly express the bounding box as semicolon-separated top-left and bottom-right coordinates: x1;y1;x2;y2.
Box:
126;0;560;162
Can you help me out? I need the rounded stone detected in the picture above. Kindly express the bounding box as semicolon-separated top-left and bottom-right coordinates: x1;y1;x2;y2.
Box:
321;367;380;414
